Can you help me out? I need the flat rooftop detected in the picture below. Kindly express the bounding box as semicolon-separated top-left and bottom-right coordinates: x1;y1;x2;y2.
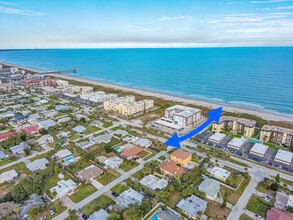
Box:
262;125;293;135
208;132;226;143
166;105;201;118
274;149;293;164
249;143;269;156
227;138;246;149
218;116;256;127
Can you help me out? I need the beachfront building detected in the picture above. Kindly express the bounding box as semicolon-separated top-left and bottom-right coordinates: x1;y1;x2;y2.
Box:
171;149;192;165
104;95;154;116
212;116;256;137
260;125;293;147
55;79;69;87
165;105;201;126
274;149;293;166
249;143;269;158
81;91;118;103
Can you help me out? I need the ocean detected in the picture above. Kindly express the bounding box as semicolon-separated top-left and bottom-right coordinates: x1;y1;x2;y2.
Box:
0;47;292;116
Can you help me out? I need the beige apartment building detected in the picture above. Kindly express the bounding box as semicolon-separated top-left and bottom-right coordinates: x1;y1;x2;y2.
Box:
212;116;256;137
103;95;135;112
65;85;93;94
55;79;69;87
104;96;154;116
260;125;293;147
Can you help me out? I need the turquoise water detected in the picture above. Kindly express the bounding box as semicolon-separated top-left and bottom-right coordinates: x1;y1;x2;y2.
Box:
150;213;158;220
0;47;292;115
115;146;122;152
247;139;261;143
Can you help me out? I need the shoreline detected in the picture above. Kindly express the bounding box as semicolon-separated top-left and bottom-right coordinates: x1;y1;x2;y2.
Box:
47;73;293;123
1;61;293;123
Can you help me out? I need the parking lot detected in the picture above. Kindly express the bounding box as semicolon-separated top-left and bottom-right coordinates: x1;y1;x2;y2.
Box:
192;131;293;173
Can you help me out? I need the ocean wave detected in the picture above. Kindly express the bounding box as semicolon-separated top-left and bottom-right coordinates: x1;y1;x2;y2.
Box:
227;101;265;109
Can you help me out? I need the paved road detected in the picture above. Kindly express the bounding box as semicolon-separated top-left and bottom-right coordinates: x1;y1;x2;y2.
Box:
0;147;52;171
52;151;165;220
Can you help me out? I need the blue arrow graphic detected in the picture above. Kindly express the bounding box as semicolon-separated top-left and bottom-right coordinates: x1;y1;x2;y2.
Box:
164;107;222;148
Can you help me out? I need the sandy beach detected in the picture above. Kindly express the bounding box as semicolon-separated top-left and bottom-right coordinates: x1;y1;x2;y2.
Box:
47;73;293;123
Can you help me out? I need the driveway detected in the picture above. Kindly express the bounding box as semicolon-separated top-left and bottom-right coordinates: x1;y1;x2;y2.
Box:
91;179;104;190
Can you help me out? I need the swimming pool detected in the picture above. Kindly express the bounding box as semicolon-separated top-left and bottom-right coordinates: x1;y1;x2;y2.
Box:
115;146;122;152
150;213;158;220
247;138;260;143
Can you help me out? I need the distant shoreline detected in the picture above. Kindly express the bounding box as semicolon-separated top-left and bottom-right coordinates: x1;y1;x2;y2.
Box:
47;73;293;123
2;61;293;123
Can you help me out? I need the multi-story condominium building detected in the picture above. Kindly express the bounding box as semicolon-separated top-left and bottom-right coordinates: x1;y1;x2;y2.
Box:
81;91;118;103
104;96;153;116
212;116;256;137
165;105;201;126
260;125;293;147
103;95;135;112
55;79;69;87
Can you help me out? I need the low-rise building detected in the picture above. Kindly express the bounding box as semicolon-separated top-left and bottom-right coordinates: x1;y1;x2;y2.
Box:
209;167;231;182
0;150;8;160
76;165;104;182
58;117;71;123
140;174;168;190
37;134;54;145
249;143;269;158
10;142;30;154
55;149;74;165
198;177;220;201
50;179;77;200
26;158;49;171
159;160;185;177
208;132;227;143
212;116;256;137
274;149;293;166
267;208;293;220
73;125;86;134
176;195;207;219
156;208;182;220
115;188;144;208
131;137;152;148
17;125;39;136
55;105;69;111
171;149;192;165
104;156;123;169
19;194;45;220
90;133;112;144
227;138;246;150
0;131;14;142
88;209;109;220
165;105;201;126
260;125;293;147
121;145;144;159
38;119;57;129
0;169;18;184
55;79;69;87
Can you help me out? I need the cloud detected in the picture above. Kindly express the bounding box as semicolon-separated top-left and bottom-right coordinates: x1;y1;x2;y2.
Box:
159;15;193;21
0;1;16;5
226;27;293;33
250;0;293;3
0;6;46;16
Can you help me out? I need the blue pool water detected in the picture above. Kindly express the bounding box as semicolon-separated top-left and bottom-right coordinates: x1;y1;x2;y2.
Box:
115;146;122;152
150;213;158;220
1;47;292;115
247;139;261;143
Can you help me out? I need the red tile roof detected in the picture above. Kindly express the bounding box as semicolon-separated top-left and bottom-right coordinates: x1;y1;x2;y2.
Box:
122;146;144;159
267;208;293;220
18;125;39;135
0;132;14;141
159;160;185;177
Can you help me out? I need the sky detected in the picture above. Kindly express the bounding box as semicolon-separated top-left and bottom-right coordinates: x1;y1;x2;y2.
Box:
0;0;293;48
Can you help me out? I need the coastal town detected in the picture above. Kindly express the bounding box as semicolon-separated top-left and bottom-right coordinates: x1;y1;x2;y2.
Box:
1;62;293;220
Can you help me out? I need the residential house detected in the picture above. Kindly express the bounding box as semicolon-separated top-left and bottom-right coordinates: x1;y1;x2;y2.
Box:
171;149;192;165
26;158;49;172
0;169;18;184
159;160;185;177
176;195;207;219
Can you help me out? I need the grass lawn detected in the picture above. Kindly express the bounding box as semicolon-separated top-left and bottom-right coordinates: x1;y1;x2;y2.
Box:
111;183;129;195
101;137;121;148
205;201;231;220
220;175;251;205
0;157;12;167
132;170;144;180
143;148;158;161
138;150;150;158
81;195;113;216
98;169;120;185
69;133;81;140
29;152;51;162
102;121;113;128
0;162;28;173
120;160;139;172
69;184;97;203
42;172;72;192
167;191;183;208
256;181;277;197
246;195;271;217
84;126;101;135
240;214;253;220
265;142;279;151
